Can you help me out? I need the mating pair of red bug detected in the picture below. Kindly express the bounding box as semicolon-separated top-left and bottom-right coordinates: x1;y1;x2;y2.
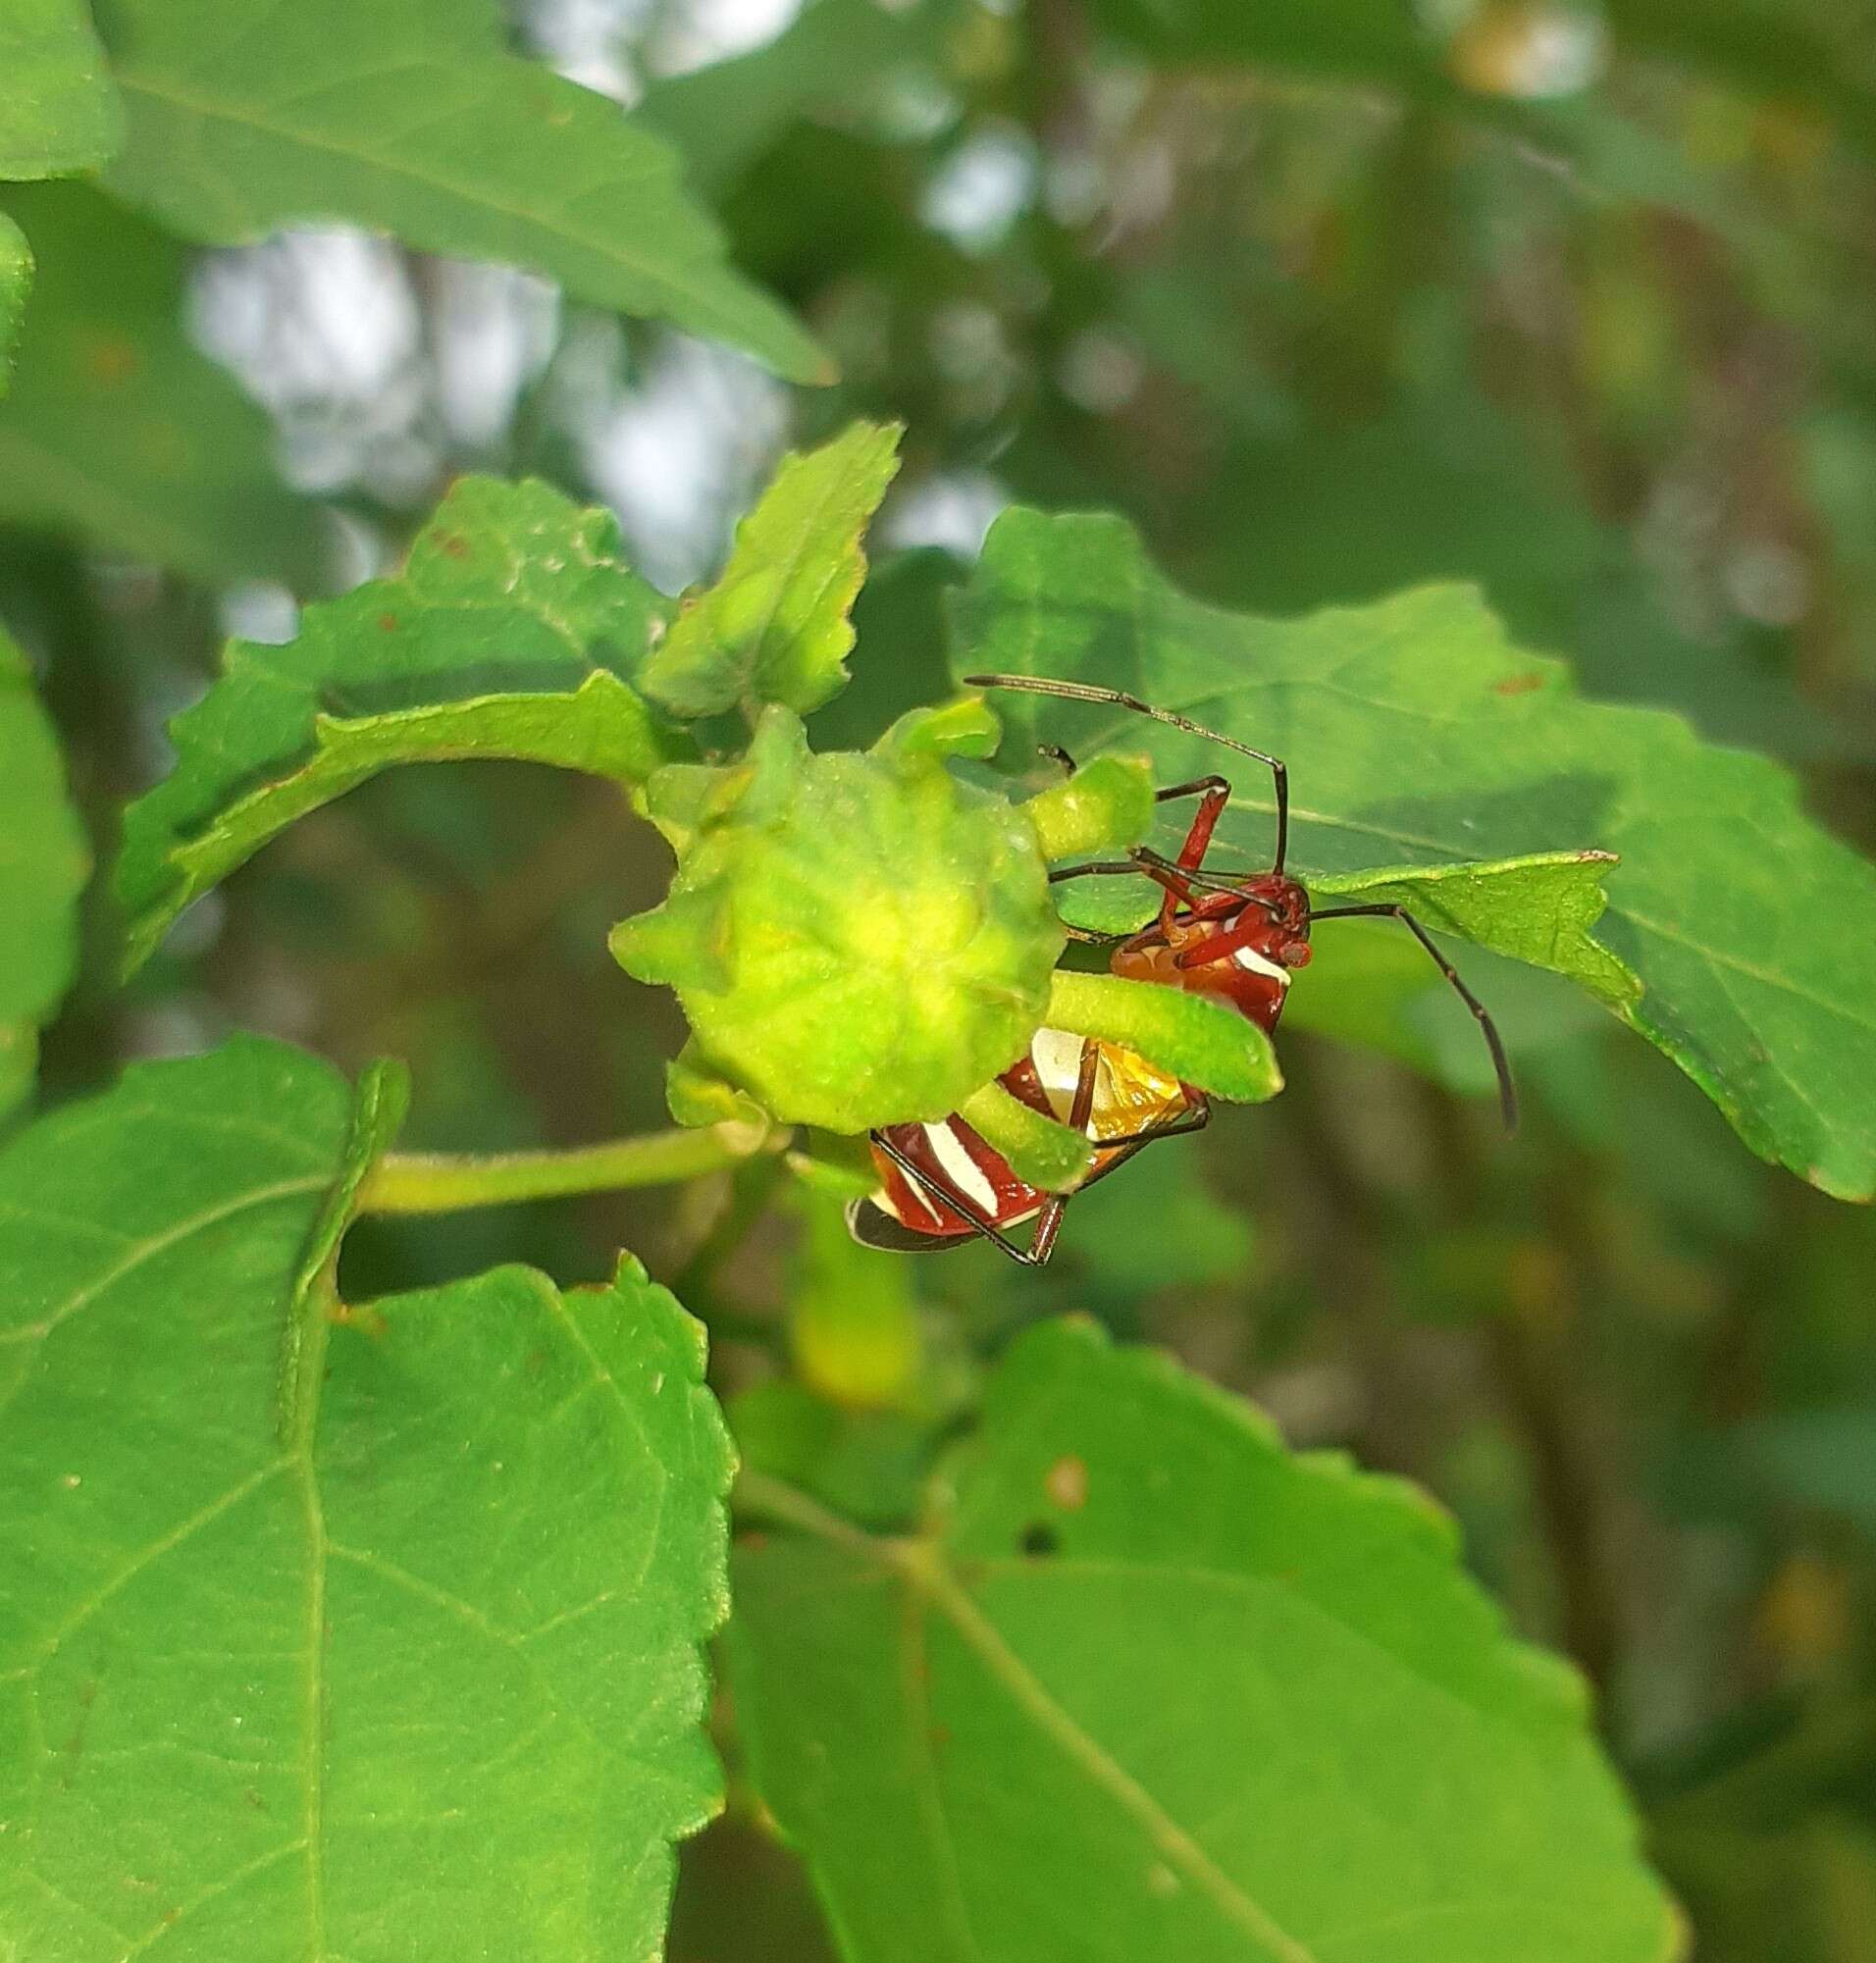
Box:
848;674;1515;1266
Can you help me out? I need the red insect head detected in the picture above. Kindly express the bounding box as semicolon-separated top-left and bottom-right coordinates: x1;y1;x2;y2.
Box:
1112;872;1312;1035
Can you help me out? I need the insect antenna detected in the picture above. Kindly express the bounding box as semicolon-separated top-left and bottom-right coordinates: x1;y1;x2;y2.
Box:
964;672;1288;873
1307;904;1517;1132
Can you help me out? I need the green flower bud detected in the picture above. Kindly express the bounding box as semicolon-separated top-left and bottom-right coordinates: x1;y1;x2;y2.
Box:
611;704;1068;1134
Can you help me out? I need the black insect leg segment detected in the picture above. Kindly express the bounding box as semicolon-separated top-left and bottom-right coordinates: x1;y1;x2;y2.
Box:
1044;856;1183;948
869;1040;1101;1266
1307;904;1519;1132
870;1132;1051;1265
964;671;1289;872
1120;1099;1213;1149
1023;1037;1102;1266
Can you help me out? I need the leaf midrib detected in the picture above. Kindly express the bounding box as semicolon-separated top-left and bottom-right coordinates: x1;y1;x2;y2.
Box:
904;1547;1322;1963
110;61;741;321
0;1173;328;1347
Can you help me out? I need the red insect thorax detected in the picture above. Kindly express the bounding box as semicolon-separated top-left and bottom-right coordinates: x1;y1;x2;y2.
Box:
1111;870;1312;1035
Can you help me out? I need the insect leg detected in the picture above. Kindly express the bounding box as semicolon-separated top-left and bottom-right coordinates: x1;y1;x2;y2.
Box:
1022;1037;1103;1266
870;1132;1058;1267
964;672;1288;872
1050;853;1206;911
1308;904;1517;1131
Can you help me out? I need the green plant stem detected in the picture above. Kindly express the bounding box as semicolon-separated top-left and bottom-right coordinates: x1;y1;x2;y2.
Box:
734;1469;879;1554
359;1118;780;1215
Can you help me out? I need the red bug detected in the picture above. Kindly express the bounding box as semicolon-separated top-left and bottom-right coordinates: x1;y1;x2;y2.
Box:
847;675;1515;1266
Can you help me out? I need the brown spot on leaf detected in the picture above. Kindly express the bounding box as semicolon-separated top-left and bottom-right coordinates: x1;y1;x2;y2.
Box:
1493;672;1545;697
82;335;138;387
378;612;398;632
436;532;470;560
1045;1453;1089;1511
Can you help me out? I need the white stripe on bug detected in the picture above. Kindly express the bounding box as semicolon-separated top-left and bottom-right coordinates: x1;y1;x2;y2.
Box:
923;1121;1003;1216
1028;1026;1086;1105
1232;943;1291;986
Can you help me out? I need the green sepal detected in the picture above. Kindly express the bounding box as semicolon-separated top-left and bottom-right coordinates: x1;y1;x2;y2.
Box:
611;704;1065;1135
786;1133;881;1202
639;752;760;854
665;1039;769;1130
872;696;1003;765
1048;967;1283;1104
959;1079;1092;1194
610;887;732;996
1022;753;1156;863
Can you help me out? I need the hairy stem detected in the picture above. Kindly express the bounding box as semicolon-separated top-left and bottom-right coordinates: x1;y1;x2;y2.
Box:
734;1470;879;1554
359;1118;780;1215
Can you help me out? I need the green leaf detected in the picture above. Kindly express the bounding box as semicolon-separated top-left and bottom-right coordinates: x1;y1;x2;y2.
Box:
116;475;681;974
640;421;903;720
0;213;27;395
808;547;961;753
956;509;1876;1201
1307;853;1638;1007
0;624;87;1118
0;0;123;180
635;0;955;193
730;1318;1680;1963
0;181;321;586
90;0;827;383
0;1035;735;1958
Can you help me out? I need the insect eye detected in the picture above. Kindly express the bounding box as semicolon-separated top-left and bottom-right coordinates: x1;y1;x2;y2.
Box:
1282;939;1312;967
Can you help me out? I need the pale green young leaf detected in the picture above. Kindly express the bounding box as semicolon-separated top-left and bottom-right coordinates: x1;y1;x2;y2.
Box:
116;476;682;974
640;421;903;719
91;0;826;383
0;1036;734;1959
0;181;320;585
731;1317;1681;1963
0;626;88;1117
1307;852;1637;1006
0;0;123;180
957;509;1876;1200
0;214;27;394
